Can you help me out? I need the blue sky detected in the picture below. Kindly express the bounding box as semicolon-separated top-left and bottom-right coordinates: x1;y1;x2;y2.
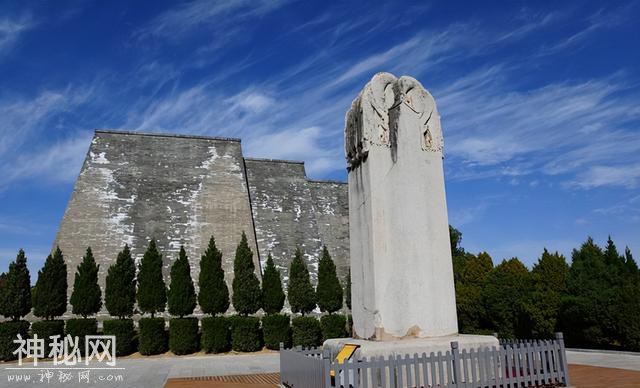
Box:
0;0;639;274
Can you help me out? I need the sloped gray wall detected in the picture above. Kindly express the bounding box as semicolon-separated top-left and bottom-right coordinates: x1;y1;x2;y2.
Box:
54;130;260;302
245;158;349;288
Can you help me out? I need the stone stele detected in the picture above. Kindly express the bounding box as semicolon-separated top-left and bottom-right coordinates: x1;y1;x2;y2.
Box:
325;72;496;357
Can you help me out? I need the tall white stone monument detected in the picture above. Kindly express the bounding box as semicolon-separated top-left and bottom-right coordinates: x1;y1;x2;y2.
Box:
326;72;497;356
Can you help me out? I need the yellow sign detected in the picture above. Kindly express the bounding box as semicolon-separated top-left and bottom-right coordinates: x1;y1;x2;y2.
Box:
330;344;360;377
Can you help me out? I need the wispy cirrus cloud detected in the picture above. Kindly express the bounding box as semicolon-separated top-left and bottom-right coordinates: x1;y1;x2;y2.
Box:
134;0;291;43
0;15;35;56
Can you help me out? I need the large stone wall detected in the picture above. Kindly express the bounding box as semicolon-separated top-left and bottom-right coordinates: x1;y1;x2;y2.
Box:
54;130;261;301
245;158;349;287
54;130;349;308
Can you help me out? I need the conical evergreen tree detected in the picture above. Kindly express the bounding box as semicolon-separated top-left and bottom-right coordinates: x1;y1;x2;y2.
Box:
288;248;316;315
261;253;285;315
316;246;343;314
526;249;568;338
137;239;167;317
0;249;32;321
168;246;197;318
105;245;136;319
70;247;102;318
32;247;67;320
231;232;261;315
345;269;351;310
198;235;229;315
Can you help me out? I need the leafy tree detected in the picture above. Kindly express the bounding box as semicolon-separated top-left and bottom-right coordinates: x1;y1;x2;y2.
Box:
105;245;136;319
482;257;531;338
168;246;197;318
198;235;229;316
345;269;351;310
561;237;610;347
456;251;493;333
450;226;467;283
32;247;67;320
231;232;261;315
288;248;316;315
316;246;343;313
525;249;568;338
616;247;640;350
261;253;285;315
0;249;32;321
137;239;167;317
70;247;102;318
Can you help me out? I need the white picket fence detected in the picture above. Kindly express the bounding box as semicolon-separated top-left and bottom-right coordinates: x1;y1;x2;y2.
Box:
280;333;571;388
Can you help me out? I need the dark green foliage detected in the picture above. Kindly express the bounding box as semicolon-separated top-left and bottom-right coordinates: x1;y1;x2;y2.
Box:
561;237;611;348
168;246;197;318
65;318;97;354
201;316;230;353
32;247;67;320
229;315;262;352
198;236;229;316
262;313;291;350
321;314;348;341
292;316;322;347
482;258;531;338
455;251;493;333
345;270;351;310
102;319;136;356
31;320;65;355
137;240;167;317
105;245;136;319
450;225;467;283
0;250;31;321
169;318;199;355
70;248;102;318
617;247;640;351
138;317;168;355
231;232;262;315
288;248;316;315
261;253;285;315
0;320;29;361
526;249;568;338
316;246;343;314
346;314;353;337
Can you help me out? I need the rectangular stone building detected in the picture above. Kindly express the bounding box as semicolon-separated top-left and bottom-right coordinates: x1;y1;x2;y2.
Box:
54;130;349;309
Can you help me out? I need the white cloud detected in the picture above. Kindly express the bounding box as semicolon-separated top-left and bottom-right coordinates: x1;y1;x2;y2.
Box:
135;0;290;42
570;164;640;189
0;16;34;56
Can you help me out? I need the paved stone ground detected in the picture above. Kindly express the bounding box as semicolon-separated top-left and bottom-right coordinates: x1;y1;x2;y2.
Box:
2;348;638;387
567;349;640;372
569;364;640;388
1;352;280;388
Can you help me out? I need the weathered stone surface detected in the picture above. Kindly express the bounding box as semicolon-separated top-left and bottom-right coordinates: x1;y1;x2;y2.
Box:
54;131;260;309
324;334;499;357
245;158;349;289
54;131;349;313
345;72;457;340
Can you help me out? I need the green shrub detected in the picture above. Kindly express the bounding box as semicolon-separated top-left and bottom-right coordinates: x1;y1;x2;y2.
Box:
65;318;97;354
346;314;353;337
31;320;65;356
229;315;262;352
201;316;230;353
262;314;291;350
169;318;199;355
0;320;29;360
321;314;348;341
103;319;136;356
138;317;167;355
292;316;321;348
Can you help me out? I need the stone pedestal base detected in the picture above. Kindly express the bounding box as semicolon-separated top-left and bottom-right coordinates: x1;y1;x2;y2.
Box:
323;334;499;359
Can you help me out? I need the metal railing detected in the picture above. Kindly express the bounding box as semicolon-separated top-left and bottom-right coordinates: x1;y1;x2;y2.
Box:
280;332;571;388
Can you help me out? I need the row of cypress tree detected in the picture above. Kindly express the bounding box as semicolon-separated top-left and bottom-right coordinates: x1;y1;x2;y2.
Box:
0;231;348;321
450;227;640;351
